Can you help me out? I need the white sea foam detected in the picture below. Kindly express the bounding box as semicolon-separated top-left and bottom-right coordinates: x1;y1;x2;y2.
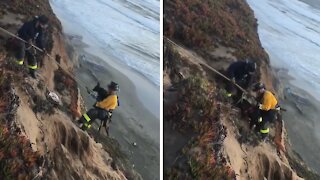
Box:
247;0;320;100
247;0;320;172
50;0;160;86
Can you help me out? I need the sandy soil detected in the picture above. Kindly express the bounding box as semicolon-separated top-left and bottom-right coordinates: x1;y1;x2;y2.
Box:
0;3;135;180
16;91;41;152
11;72;127;179
67;35;160;180
164;40;307;179
222;113;303;180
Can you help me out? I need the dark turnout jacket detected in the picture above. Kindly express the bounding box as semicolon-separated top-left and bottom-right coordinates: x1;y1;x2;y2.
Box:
17;17;45;49
227;61;252;81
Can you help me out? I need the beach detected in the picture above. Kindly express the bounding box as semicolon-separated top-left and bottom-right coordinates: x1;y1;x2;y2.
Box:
248;0;320;173
50;0;160;179
74;40;160;179
274;68;320;173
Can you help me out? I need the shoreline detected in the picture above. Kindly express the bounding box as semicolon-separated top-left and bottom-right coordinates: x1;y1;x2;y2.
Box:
245;0;320;174
66;35;160;180
272;66;320;173
83;44;160;119
49;1;160;118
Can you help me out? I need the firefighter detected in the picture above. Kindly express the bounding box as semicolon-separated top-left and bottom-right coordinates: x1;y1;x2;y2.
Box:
15;15;49;78
252;82;279;141
225;60;257;97
78;81;119;135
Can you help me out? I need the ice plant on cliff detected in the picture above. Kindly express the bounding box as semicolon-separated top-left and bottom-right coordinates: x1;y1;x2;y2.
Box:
0;124;41;178
165;73;235;179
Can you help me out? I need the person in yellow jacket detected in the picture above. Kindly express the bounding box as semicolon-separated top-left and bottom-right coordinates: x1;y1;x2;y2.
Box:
252;82;279;140
78;81;119;134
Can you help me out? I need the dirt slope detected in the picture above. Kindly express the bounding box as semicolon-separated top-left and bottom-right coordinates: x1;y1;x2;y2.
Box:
164;0;320;179
0;0;138;179
164;40;307;179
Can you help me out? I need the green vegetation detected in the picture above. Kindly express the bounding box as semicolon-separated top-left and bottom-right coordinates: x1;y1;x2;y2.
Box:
0;124;41;179
0;63;42;180
164;0;269;61
165;48;235;178
166;75;216;131
165;0;320;179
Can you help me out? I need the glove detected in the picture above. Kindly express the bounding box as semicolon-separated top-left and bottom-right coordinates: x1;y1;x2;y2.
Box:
231;78;236;84
42;48;47;54
29;47;36;55
27;39;33;45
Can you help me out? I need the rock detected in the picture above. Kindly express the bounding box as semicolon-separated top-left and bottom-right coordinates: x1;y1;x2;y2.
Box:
47;91;61;105
96;143;103;149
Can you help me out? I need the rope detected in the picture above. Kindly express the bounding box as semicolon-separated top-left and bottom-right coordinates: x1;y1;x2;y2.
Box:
0;26;94;90
164;37;247;93
165;37;287;111
165;37;260;104
0;26;46;54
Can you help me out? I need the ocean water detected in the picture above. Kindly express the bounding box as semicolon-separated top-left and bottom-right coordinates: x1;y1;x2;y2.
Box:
50;0;160;86
247;0;320;101
247;0;320;173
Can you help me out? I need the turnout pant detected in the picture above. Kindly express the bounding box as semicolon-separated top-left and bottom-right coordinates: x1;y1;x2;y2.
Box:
15;41;38;71
250;108;277;138
78;108;111;131
226;78;250;100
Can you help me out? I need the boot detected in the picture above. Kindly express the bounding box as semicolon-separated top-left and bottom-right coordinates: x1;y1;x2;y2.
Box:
29;69;36;79
105;126;110;136
260;133;268;142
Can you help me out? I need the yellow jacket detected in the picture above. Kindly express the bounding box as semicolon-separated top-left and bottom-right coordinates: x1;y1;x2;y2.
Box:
259;91;278;111
95;95;118;110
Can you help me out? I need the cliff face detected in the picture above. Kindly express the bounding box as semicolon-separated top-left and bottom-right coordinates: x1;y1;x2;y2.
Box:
164;0;320;179
164;0;276;91
0;0;132;179
164;0;268;61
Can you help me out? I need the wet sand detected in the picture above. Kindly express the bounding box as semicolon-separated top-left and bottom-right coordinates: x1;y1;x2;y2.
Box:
68;35;160;179
269;0;320;172
298;0;320;9
274;67;320;173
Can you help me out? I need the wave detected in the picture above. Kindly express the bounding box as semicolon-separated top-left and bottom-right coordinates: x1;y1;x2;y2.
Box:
50;0;160;86
247;0;320;100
